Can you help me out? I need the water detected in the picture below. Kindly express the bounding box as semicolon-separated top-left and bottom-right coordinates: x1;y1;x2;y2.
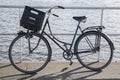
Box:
0;0;120;62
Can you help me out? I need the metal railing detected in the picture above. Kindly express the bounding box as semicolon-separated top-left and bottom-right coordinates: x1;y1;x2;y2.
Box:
0;5;120;36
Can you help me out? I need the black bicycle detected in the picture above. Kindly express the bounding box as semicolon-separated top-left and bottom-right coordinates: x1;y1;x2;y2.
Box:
9;6;115;74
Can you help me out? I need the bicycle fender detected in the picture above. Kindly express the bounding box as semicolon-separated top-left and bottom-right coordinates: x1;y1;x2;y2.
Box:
108;39;115;50
17;31;26;36
102;32;115;50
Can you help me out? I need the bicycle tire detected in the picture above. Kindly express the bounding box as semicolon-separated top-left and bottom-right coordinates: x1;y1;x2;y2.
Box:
74;31;114;71
9;33;52;74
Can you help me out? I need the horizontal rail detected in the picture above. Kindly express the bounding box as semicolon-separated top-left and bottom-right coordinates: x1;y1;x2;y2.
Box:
1;5;120;9
0;33;119;36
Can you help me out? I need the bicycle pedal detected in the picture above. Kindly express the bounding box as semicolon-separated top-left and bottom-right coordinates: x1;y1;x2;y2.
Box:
69;60;73;65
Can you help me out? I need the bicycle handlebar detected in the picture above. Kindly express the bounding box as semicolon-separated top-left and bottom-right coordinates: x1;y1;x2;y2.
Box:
47;6;65;18
58;6;65;9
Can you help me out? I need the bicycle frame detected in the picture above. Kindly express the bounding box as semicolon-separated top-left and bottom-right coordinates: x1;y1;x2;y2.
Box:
41;17;80;54
40;12;105;55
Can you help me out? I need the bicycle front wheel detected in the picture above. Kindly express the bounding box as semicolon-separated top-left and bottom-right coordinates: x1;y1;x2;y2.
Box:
9;33;52;74
74;31;113;71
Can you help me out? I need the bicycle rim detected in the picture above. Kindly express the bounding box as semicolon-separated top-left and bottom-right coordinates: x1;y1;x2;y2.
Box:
75;31;113;71
9;33;51;74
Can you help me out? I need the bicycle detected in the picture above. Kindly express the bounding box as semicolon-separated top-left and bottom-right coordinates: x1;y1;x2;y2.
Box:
9;6;115;74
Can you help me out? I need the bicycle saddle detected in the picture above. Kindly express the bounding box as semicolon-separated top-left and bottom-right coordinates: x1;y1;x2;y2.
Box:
73;16;87;22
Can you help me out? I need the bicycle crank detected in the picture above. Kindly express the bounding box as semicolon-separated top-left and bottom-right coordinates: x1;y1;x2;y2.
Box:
63;52;73;65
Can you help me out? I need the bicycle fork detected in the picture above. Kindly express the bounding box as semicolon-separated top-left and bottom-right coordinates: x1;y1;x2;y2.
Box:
26;30;41;54
28;37;32;54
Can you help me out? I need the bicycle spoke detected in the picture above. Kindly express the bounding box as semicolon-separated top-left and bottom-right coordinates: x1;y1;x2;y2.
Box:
75;31;113;71
9;33;51;74
100;44;109;48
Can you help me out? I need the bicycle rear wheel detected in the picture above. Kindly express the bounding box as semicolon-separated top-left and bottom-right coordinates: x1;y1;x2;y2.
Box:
9;32;52;74
74;31;113;71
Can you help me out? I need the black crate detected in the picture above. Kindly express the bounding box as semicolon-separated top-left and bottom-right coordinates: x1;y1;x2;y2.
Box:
20;6;45;32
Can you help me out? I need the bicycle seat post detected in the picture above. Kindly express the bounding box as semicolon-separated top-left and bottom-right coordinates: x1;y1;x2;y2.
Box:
77;21;81;27
77;21;84;33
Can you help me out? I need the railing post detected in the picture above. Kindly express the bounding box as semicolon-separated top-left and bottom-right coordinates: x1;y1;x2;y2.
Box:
100;9;104;26
19;8;22;61
19;8;21;30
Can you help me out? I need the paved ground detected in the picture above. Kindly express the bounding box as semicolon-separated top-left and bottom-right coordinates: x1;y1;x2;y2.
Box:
0;61;120;80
